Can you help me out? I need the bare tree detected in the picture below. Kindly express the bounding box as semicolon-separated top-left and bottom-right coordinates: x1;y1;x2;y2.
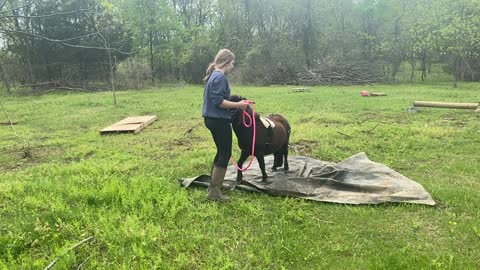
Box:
0;1;135;104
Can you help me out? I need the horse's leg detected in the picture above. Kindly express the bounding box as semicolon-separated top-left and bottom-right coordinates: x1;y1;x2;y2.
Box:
256;154;269;182
283;143;289;171
236;150;249;182
276;151;284;167
272;153;278;171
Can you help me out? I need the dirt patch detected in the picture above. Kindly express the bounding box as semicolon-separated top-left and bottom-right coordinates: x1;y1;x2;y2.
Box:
289;139;320;156
0;145;65;171
158;136;204;158
440;116;466;127
64;150;95;163
359;112;413;125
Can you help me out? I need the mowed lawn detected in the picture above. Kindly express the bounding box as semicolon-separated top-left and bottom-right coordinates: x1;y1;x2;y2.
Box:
0;83;479;269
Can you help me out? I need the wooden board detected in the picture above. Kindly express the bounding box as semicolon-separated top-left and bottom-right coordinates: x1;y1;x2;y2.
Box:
0;122;18;125
370;92;387;96
413;101;478;110
100;115;157;135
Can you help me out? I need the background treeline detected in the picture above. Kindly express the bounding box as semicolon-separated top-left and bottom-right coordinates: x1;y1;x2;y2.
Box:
0;0;479;92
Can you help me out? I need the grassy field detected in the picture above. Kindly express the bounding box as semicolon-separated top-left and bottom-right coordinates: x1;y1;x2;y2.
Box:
0;83;479;269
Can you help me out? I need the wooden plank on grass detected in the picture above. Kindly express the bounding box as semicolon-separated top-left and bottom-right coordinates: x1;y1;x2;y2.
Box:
100;115;157;135
0;122;18;125
413;101;478;110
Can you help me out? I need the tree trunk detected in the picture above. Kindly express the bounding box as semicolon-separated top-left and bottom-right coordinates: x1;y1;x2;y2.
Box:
0;64;11;94
392;59;401;83
303;0;313;69
107;51;117;105
11;7;34;85
81;60;88;90
453;55;459;88
149;30;155;84
421;51;427;81
340;10;346;58
410;57;415;83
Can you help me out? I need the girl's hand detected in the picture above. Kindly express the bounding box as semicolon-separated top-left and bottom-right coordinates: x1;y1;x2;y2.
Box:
237;100;250;110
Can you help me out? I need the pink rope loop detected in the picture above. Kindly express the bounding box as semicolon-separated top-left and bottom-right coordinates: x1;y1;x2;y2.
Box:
230;101;256;172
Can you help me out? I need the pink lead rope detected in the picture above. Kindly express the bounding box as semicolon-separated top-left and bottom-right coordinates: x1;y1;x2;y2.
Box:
230;100;256;172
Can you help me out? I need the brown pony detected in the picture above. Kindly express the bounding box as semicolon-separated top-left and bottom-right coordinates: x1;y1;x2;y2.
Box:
228;95;291;183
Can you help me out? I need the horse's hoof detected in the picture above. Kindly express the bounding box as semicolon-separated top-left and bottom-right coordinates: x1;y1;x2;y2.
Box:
271;167;277;171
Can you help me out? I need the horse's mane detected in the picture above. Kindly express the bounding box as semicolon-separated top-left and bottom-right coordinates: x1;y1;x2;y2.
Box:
228;95;261;120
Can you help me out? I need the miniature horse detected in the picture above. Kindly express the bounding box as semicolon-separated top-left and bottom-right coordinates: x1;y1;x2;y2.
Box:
228;95;291;183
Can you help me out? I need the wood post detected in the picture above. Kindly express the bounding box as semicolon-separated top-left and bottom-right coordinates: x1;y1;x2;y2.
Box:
370;92;386;96
413;101;479;110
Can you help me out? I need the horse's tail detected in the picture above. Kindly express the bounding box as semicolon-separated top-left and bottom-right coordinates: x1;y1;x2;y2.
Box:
283;118;291;136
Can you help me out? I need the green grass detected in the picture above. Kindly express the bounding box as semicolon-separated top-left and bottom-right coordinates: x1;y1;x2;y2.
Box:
0;83;479;269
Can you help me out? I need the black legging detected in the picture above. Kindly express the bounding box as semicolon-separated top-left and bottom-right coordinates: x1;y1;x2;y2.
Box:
204;117;232;168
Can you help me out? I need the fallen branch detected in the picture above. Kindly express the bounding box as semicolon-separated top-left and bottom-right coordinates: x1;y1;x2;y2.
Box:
76;254;92;270
337;131;353;138
362;124;379;133
46;87;85;91
18;81;56;88
296;59;388;85
44;236;94;270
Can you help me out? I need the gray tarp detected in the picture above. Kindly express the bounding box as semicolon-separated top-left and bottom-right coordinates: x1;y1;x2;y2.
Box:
180;153;435;205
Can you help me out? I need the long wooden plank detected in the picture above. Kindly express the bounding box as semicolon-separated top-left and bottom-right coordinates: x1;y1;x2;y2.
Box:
100;115;157;134
413;101;478;110
370;92;387;96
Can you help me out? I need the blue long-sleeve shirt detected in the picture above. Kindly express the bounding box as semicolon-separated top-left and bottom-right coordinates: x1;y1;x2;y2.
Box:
202;70;231;119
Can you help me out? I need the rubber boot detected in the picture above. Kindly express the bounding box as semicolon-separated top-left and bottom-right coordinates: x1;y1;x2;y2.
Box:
208;166;230;202
210;163;215;177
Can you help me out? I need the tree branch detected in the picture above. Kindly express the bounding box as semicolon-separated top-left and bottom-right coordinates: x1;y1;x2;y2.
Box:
0;97;18;137
0;28;135;54
44;236;94;270
0;0;7;11
0;1;34;14
0;8;94;19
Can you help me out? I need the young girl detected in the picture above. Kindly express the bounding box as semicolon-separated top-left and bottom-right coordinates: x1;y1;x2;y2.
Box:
202;49;249;202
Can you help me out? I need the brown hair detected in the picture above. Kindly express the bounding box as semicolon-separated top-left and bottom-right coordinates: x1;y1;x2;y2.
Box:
203;48;235;82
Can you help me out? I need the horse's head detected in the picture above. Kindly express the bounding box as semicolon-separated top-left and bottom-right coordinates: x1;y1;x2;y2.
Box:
228;94;245;103
228;94;249;121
